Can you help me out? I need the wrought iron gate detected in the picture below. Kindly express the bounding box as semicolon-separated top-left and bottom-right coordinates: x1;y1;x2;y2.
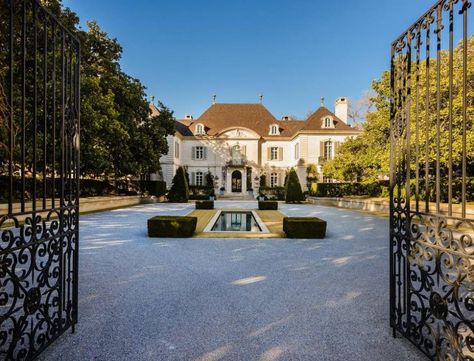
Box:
0;0;80;359
390;0;473;359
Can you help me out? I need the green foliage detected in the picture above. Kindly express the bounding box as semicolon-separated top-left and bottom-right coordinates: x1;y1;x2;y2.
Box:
283;217;327;239
324;35;474;184
195;200;214;209
139;180;167;197
147;216;197;238
259;174;267;187
0;1;175;178
168;167;189;203
306;164;318;176
309;183;318;196
259;186;285;200
258;201;278;210
204;171;216;197
309;182;387;198
205;172;214;188
285;168;304;203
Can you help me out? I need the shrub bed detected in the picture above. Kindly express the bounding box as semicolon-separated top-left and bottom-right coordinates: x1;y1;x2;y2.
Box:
147;216;197;238
258;201;278;210
196;200;214;209
189;185;215;200
283;217;327;239
139;180;166;197
259;186;285;200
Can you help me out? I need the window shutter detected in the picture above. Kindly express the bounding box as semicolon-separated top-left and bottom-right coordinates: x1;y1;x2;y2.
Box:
191;172;195;186
203;147;207;159
192;147;196;160
320;142;324;157
335;141;340;155
267;147;271;160
278;147;283;161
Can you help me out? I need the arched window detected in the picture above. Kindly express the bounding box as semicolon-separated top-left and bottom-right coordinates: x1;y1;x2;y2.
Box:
270;125;279;135
196;124;205;135
324;141;333;160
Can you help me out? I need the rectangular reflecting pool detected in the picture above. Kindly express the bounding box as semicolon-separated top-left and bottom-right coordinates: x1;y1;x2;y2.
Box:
211;211;262;232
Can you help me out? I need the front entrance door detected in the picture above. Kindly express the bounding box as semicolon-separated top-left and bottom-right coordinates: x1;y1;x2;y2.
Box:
231;170;242;193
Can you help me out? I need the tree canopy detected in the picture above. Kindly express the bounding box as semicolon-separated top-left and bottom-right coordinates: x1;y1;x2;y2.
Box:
0;0;175;179
324;35;474;183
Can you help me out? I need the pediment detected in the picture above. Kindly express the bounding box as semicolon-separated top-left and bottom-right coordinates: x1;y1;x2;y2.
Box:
217;127;260;139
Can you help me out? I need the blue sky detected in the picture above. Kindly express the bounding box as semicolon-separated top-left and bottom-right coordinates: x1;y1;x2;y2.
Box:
63;0;436;119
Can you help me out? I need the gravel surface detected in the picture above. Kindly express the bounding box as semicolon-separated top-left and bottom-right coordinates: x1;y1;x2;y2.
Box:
40;201;426;361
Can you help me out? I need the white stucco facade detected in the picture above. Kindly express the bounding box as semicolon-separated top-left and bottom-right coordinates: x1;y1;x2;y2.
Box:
157;100;360;196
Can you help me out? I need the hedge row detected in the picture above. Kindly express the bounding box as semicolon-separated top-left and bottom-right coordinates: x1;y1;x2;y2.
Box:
196;200;214;209
308;182;388;198
309;178;474;202
258;201;278;210
138;180;167;197
189;185;215;200
0;176;140;201
283;217;327;239
259;186;285;201
147;216;197;237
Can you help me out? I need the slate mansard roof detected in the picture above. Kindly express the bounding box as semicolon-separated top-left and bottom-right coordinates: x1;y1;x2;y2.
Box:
174;103;357;138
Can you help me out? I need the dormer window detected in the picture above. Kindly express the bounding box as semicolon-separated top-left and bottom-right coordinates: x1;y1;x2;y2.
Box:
196;124;205;135
323;117;334;128
269;124;280;135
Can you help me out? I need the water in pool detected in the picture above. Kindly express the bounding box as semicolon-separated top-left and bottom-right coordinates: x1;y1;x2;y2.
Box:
211;211;262;232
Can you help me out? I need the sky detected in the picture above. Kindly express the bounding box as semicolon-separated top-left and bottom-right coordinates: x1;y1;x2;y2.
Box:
63;0;436;120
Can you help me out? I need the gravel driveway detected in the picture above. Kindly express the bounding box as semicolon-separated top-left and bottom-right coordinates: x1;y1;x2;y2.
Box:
40;201;426;361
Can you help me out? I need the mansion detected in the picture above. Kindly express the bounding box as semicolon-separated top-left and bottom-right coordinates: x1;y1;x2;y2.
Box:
156;98;361;195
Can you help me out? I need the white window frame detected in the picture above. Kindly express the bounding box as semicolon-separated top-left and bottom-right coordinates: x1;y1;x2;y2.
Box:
270;147;278;161
324;117;333;128
270;173;279;188
195;146;204;160
196;124;205;135
270;125;279;135
195;171;203;186
324;141;333;160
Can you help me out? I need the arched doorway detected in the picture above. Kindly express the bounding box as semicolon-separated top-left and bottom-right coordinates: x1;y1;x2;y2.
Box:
231;170;242;193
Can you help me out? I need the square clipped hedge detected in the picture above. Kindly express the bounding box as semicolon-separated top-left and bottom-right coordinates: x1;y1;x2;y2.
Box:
258;201;278;210
148;216;197;238
283;217;327;239
196;200;214;209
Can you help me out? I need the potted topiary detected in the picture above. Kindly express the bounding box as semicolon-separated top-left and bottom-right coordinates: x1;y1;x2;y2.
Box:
220;186;225;196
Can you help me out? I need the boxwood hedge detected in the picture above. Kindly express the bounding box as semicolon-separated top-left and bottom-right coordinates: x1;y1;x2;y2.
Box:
258;201;278;210
147;216;197;238
196;200;214;209
283;217;326;239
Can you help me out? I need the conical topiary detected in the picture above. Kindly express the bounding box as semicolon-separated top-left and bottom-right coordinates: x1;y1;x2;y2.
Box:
285;168;304;203
168;166;189;203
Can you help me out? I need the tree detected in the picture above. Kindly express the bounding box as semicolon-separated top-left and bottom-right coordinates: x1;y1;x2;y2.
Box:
205;171;215;197
167;167;189;203
285;168;304;203
306;164;317;177
324;35;474;184
0;1;175;180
